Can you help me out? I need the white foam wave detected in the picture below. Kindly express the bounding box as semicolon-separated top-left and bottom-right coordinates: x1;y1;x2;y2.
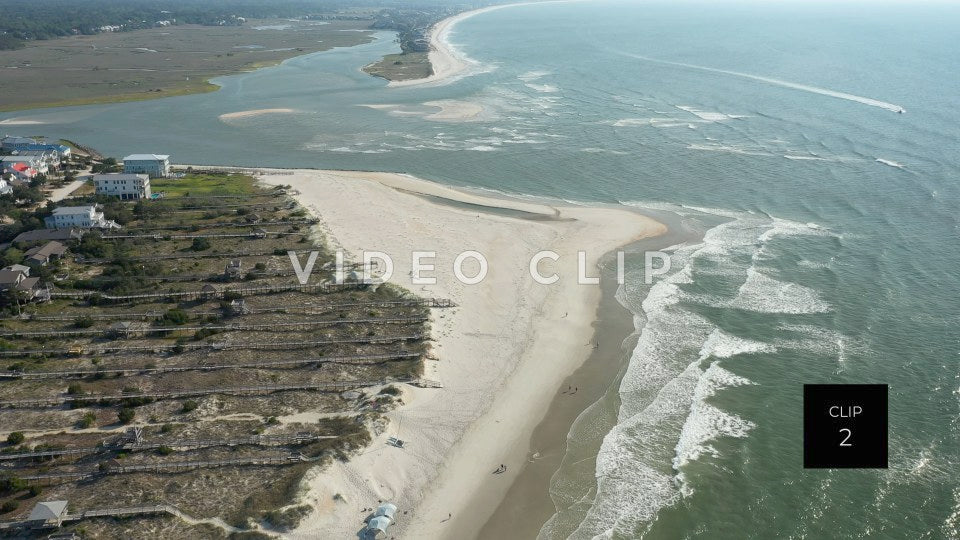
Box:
727;267;832;314
699;328;776;360
673;363;756;475
525;83;560;93
518;70;552;81
676;105;748;122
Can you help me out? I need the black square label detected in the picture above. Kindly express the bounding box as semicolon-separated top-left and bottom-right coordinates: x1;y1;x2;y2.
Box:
803;384;887;468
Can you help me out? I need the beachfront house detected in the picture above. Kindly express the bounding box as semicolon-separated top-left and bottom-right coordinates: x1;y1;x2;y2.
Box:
15;149;61;168
123;153;170;178
0;136;38;153
12;228;84;244
25;241;68;266
22;143;71;160
0;268;41;299
2;264;30;276
1;155;46;177
44;205;119;230
93;173;152;200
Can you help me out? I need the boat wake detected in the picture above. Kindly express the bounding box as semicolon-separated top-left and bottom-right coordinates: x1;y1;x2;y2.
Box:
619;52;905;113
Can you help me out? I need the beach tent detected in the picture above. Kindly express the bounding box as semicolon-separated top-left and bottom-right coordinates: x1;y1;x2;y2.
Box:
366;516;391;538
374;502;397;521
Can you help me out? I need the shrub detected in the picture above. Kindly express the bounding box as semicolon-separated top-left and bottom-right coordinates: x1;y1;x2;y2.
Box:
190;237;211;251
181;400;198;413
379;385;401;396
28;485;41;497
162;309;189;325
0;476;26;493
1;500;18;513
157;446;174;456
6;432;24;445
67;383;84;395
78;412;96;428
118;407;136;424
73;316;94;328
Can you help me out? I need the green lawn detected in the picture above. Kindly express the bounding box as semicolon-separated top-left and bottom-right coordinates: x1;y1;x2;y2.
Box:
151;173;261;198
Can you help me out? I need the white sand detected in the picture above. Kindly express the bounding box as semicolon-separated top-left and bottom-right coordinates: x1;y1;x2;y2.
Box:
218;108;297;121
386;3;526;88
244;168;665;538
0;118;46;125
424;99;485;121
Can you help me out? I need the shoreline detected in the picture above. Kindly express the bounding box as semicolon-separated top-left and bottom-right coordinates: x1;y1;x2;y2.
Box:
477;263;636;539
387;2;544;88
222;166;665;538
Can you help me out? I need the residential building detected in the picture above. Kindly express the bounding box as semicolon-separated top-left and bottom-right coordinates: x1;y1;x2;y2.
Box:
94;173;152;200
12;228;84;244
25;241;68;266
1;155;46;178
0;177;12;196
44;205;119;229
122;154;170;178
0;268;40;299
22;143;71;160
15;149;61;167
2;264;30;276
0;136;38;152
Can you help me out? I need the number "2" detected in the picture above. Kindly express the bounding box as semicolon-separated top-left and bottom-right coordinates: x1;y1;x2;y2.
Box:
839;428;852;447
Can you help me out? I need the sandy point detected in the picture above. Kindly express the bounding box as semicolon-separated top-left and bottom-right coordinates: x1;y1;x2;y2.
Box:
229;167;665;539
218;108;298;121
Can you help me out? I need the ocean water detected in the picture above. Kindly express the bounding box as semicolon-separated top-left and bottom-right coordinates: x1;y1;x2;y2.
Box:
3;1;959;538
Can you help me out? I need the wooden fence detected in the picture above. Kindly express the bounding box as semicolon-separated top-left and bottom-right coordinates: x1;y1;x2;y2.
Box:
0;316;428;339
0;351;420;381
0;379;393;408
0;332;425;358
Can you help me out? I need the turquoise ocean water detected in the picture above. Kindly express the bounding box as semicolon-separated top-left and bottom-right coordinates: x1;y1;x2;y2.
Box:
3;1;958;537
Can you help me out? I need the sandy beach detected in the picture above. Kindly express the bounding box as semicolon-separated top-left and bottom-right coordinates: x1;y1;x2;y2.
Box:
386;3;534;88
235;168;665;538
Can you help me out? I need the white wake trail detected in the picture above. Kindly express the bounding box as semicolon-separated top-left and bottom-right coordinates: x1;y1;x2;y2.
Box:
622;52;904;113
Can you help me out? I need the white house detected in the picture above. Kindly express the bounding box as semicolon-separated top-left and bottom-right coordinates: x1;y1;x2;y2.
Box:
0;177;12;195
123;154;170;178
93;173;152;200
44;205;119;229
1;155;47;176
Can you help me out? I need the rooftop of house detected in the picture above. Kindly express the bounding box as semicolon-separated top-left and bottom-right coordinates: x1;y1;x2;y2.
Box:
27;500;69;522
51;205;96;216
3;264;30;273
1;136;38;145
25;241;67;259
13;229;84;243
93;173;150;182
123;154;170;161
0;155;39;163
0;269;25;285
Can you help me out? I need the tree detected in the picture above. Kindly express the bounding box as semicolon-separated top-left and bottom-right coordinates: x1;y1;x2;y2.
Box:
6;432;24;445
118;407;136;424
162;308;188;325
190;237;211;251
